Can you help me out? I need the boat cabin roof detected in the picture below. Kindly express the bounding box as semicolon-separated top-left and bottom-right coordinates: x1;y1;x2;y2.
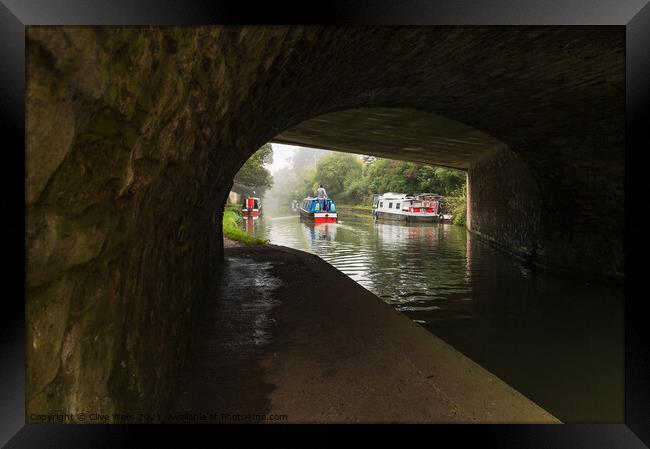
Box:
302;197;336;213
377;192;415;200
417;193;445;200
304;196;335;201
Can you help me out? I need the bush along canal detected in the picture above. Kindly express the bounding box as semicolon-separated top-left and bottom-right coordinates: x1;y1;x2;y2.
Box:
222;204;269;245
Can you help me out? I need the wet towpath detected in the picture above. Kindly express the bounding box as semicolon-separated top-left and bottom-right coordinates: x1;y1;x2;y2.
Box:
167;242;559;423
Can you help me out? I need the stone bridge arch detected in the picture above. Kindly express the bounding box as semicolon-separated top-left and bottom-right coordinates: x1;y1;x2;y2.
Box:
25;25;623;415
265;106;542;269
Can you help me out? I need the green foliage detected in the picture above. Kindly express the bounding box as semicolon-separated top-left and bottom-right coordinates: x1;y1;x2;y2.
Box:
446;185;467;226
233;143;274;197
359;159;467;211
304;153;364;203
365;160;465;198
264;145;468;225
342;177;369;204
222;205;268;245
366;159;411;195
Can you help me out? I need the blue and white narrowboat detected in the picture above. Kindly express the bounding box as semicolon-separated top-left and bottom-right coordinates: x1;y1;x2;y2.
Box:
299;197;338;223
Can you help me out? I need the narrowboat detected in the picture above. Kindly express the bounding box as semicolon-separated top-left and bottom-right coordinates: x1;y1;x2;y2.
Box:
372;192;441;223
242;196;261;219
416;193;454;223
299;197;338;223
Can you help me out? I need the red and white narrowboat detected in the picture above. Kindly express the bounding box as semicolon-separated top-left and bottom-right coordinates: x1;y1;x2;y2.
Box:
372;192;452;223
416;193;454;223
242;196;261;219
299;197;338;223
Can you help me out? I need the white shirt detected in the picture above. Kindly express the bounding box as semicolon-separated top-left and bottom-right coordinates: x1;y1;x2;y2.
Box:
316;187;328;198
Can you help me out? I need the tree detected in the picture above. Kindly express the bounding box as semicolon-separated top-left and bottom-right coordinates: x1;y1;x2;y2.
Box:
233;143;274;197
428;167;466;194
362;158;466;200
366;159;411;194
306;153;363;202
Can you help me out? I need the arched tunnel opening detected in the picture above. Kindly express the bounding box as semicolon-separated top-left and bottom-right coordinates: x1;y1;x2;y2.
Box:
205;105;622;422
26;26;624;424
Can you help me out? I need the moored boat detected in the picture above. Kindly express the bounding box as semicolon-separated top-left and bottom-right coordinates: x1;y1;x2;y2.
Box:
299;197;338;223
242;196;261;219
372;192;441;223
416;193;454;223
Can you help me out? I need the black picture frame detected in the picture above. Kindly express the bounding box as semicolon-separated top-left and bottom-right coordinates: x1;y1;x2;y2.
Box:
2;1;649;447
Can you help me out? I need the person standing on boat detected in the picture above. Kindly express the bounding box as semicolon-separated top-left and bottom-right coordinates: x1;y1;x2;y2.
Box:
316;184;328;199
316;184;328;211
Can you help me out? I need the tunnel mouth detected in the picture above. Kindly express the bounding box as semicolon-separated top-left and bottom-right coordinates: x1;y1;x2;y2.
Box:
260;105;548;274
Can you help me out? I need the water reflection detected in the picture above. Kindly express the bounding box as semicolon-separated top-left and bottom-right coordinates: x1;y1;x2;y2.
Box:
244;217;257;234
307;222;337;241
244;214;623;423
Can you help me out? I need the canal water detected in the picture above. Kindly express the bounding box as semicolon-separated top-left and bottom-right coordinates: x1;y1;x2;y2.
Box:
242;213;623;423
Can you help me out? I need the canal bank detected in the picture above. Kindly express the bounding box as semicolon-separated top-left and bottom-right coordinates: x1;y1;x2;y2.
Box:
169;240;559;423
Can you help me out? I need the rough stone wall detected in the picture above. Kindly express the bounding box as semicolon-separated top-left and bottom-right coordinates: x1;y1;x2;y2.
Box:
26;26;624;418
25;27;231;418
535;150;625;279
467;148;542;264
468;143;624;279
